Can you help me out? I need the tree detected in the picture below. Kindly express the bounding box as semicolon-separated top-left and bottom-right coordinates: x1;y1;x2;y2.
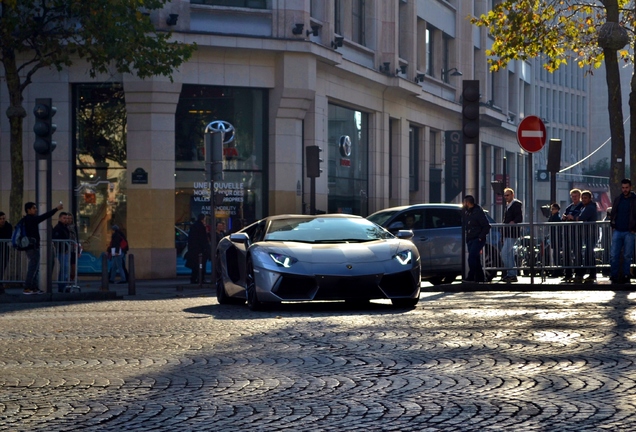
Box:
0;0;195;227
471;0;631;200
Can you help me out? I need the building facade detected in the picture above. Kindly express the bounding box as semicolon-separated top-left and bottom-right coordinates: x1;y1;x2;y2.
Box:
0;0;592;278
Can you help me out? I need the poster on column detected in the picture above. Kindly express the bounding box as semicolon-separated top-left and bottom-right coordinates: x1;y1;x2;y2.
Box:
189;180;245;221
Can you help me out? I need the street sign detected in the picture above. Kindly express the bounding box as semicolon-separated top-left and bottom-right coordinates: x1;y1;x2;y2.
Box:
517;115;546;153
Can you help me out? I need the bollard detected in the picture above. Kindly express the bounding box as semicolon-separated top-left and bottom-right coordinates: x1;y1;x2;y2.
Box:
128;254;136;296
101;253;109;291
198;253;203;288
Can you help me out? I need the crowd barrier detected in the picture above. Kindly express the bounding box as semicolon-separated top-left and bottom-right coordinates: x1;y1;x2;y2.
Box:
484;221;622;279
0;239;80;291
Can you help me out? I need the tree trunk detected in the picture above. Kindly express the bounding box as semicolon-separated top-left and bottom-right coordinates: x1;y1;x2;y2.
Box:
602;0;626;200
2;48;26;228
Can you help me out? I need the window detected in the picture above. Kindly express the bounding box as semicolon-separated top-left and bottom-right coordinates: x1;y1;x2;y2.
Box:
334;0;342;35
352;0;365;45
73;83;127;269
426;26;434;76
327;104;369;216
174;85;267;234
190;0;267;7
426;208;462;229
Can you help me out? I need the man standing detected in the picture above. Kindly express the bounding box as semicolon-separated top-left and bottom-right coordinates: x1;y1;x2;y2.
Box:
215;220;227;244
52;212;71;292
561;189;584;282
463;195;491;283
574;191;598;283
0;212;12;288
609;178;636;284
108;225;128;284
501;188;523;283
186;214;210;284
66;213;81;285
23;201;63;294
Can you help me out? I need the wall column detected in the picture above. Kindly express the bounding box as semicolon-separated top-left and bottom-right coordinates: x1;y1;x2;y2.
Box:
123;78;182;278
269;53;316;215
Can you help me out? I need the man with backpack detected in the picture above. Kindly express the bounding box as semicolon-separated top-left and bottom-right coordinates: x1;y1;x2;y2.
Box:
21;201;63;294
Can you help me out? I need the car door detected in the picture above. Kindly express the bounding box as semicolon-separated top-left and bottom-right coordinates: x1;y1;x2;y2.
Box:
420;208;463;274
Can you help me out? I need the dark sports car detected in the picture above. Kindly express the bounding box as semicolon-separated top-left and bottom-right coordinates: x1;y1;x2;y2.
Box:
215;214;421;310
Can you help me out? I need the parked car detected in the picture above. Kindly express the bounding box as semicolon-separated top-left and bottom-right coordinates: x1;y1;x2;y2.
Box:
215;214;421;310
367;203;502;284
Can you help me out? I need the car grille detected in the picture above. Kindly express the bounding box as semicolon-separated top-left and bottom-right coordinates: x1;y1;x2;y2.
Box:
272;270;418;301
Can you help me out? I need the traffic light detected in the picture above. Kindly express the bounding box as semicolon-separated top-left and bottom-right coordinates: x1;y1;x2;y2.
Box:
462;80;480;145
306;145;323;178
33;98;57;155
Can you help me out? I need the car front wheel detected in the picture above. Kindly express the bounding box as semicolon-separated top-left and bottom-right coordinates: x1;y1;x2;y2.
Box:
246;257;265;311
216;256;244;305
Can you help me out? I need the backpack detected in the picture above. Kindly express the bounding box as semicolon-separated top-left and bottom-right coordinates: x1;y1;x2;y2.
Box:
12;218;33;250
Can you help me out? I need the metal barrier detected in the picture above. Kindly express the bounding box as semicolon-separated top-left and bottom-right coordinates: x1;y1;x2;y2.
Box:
484;221;623;280
0;239;81;291
0;239;28;284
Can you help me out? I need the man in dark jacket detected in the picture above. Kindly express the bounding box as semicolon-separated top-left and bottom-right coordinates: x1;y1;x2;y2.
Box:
186;214;211;284
23;201;63;294
463;195;491;282
561;188;584;282
574;191;598;283
52;212;71;292
609;178;636;284
501;188;523;283
0;211;12;288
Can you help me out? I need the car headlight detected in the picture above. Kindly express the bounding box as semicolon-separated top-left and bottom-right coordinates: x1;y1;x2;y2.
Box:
269;253;298;268
394;250;412;265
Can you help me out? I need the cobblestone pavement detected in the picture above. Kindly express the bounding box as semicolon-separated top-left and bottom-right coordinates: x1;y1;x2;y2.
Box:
1;290;636;431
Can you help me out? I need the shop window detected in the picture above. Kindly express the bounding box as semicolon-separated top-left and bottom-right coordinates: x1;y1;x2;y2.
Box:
327;104;368;216
174;85;267;245
190;0;268;8
73;83;127;272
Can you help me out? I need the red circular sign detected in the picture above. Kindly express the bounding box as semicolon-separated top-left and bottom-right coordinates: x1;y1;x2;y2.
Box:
517;115;546;153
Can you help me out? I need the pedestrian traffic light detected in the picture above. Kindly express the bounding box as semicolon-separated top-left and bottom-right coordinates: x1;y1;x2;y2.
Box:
462;80;480;145
33;98;57;155
306;145;323;178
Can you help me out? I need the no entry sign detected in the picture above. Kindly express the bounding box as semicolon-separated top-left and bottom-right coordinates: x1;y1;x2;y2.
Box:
517;115;546;153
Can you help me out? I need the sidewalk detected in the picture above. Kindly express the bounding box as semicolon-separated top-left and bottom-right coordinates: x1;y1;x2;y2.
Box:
0;277;216;303
1;274;631;304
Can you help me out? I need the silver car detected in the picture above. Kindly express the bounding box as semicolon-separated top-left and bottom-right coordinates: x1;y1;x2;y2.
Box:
215;214;421;310
368;204;501;284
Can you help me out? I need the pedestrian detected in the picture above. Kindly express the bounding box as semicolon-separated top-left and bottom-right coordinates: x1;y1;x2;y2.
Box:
52;212;71;292
500;188;522;283
560;188;584;282
0;212;12;286
22;201;63;294
215;220;226;244
66;213;81;285
107;225;128;284
186;214;210;284
547;203;562;276
463;195;491;283
609;178;636;284
574;190;598;284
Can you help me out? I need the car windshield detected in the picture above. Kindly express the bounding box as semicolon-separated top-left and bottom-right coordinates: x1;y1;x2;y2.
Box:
366;211;398;227
265;217;393;243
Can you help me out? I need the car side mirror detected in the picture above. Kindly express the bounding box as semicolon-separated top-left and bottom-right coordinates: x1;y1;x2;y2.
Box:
396;230;414;240
229;233;249;244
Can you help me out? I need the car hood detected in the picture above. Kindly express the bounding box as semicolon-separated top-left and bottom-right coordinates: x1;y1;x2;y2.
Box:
257;240;409;263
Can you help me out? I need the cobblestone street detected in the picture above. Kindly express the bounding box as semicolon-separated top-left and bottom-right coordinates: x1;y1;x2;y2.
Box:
1;290;636;431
